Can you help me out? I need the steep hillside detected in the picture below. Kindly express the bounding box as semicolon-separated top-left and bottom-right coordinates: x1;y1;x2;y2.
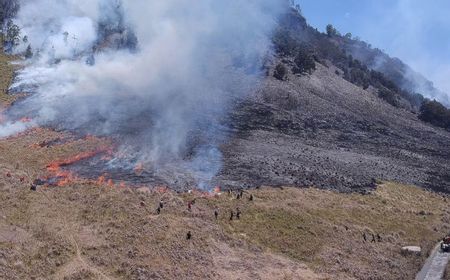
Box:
219;60;450;192
214;7;450;193
274;8;450;112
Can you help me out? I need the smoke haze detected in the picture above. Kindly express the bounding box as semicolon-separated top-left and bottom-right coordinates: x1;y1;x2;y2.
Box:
4;0;286;188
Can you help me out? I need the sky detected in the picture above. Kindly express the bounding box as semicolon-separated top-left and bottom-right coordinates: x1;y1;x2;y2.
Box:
298;0;450;95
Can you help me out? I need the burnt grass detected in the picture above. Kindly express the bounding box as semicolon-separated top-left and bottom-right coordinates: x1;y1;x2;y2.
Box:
216;61;450;193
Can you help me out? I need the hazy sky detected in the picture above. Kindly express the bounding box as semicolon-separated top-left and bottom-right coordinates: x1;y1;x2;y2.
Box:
298;0;450;95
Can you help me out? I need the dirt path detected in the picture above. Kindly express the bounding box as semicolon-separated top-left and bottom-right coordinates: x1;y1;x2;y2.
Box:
40;190;114;280
416;244;450;280
70;235;113;280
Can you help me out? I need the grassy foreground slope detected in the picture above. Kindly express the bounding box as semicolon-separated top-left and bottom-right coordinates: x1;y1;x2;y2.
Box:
1;167;449;280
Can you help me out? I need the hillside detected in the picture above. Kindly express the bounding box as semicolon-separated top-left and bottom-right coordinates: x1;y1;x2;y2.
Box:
214;7;450;193
219;60;450;193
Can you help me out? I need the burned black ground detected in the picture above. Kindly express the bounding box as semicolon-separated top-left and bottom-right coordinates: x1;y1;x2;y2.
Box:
217;62;450;193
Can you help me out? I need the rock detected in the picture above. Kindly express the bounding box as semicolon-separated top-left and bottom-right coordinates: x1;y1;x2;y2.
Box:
401;246;421;255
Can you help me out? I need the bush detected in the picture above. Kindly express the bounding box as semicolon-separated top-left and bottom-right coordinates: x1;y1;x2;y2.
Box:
419;100;450;129
292;46;316;75
273;63;288;81
378;88;400;107
349;68;369;89
272;28;299;56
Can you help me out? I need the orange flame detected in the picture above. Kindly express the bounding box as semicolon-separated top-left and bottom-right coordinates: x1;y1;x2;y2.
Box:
107;179;114;187
97;175;106;185
46;147;111;187
134;162;144;175
213;186;221;193
20;117;33;123
154;186;169;193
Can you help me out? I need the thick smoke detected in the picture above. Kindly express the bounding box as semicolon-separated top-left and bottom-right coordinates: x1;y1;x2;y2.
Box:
4;0;285;188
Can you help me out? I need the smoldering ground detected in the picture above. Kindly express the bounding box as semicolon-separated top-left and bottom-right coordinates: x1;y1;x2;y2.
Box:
2;0;286;189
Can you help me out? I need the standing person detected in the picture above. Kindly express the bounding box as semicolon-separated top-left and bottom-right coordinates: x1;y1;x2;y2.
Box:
229;210;234;221
214;209;219;220
188;201;192;211
363;232;367;242
186;231;192;240
377;234;382;242
249;194;254;201
156;207;161;215
236;208;241;220
159;200;164;209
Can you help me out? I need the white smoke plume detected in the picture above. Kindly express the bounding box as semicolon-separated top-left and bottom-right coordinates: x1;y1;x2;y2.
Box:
5;0;286;188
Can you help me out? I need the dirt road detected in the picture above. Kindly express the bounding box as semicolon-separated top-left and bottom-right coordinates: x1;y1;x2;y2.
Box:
416;243;450;280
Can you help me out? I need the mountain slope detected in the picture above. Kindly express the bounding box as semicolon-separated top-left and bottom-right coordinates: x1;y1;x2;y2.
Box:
219;60;450;192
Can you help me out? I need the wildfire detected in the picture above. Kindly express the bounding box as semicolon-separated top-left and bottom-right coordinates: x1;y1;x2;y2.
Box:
154;186;169;193
97;175;106;185
45;147;112;187
134;162;144;175
107;179;114;187
187;185;222;198
20;117;33;123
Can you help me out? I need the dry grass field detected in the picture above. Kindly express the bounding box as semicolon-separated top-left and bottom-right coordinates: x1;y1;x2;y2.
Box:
0;51;20;106
1;154;449;280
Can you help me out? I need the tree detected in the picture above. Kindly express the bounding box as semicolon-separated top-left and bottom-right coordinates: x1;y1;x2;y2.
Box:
0;0;19;26
326;24;337;37
24;44;33;59
273;63;288;81
4;19;20;52
293;46;316;75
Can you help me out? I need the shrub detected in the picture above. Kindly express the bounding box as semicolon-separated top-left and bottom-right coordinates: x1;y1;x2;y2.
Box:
419;100;450;129
274;63;288;81
272;28;299;56
292;46;316;75
378;88;400;107
349;68;369;89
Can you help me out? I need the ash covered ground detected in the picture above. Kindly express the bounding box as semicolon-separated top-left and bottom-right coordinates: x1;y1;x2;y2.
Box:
216;62;450;193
